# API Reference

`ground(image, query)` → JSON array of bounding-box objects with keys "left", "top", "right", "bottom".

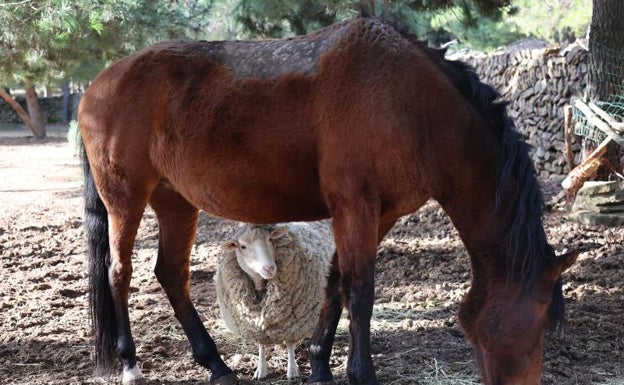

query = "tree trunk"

[
  {"left": 588, "top": 0, "right": 624, "bottom": 178},
  {"left": 0, "top": 88, "right": 39, "bottom": 135},
  {"left": 61, "top": 82, "right": 71, "bottom": 124},
  {"left": 25, "top": 83, "right": 46, "bottom": 139},
  {"left": 588, "top": 0, "right": 624, "bottom": 99}
]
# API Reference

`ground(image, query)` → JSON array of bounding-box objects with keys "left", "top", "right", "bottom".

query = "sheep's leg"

[
  {"left": 150, "top": 185, "right": 235, "bottom": 385},
  {"left": 286, "top": 343, "right": 300, "bottom": 379},
  {"left": 308, "top": 252, "right": 342, "bottom": 384},
  {"left": 252, "top": 344, "right": 268, "bottom": 380}
]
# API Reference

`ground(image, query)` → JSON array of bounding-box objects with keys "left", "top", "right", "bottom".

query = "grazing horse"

[{"left": 79, "top": 17, "right": 577, "bottom": 385}]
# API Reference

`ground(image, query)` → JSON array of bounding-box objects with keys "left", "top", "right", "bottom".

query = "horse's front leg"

[
  {"left": 308, "top": 215, "right": 395, "bottom": 385},
  {"left": 341, "top": 252, "right": 377, "bottom": 385},
  {"left": 333, "top": 200, "right": 381, "bottom": 385},
  {"left": 150, "top": 186, "right": 235, "bottom": 385}
]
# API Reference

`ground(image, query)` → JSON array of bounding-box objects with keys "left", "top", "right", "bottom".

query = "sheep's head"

[{"left": 223, "top": 225, "right": 290, "bottom": 280}]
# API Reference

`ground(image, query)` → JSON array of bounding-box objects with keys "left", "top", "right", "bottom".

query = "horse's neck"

[
  {"left": 438, "top": 176, "right": 514, "bottom": 273},
  {"left": 450, "top": 204, "right": 506, "bottom": 262},
  {"left": 441, "top": 174, "right": 547, "bottom": 283}
]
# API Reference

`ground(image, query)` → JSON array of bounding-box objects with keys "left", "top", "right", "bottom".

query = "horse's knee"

[{"left": 342, "top": 266, "right": 375, "bottom": 313}]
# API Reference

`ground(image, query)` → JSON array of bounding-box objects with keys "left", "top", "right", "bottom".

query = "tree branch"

[
  {"left": 0, "top": 88, "right": 36, "bottom": 135},
  {"left": 0, "top": 0, "right": 30, "bottom": 6}
]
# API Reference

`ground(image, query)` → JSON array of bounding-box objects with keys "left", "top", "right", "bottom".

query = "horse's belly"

[
  {"left": 200, "top": 192, "right": 329, "bottom": 223},
  {"left": 169, "top": 173, "right": 329, "bottom": 223}
]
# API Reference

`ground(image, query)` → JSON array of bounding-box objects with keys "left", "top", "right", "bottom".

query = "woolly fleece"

[{"left": 215, "top": 221, "right": 334, "bottom": 346}]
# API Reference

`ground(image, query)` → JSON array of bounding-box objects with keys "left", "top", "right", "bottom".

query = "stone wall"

[
  {"left": 0, "top": 93, "right": 81, "bottom": 124},
  {"left": 449, "top": 42, "right": 589, "bottom": 177}
]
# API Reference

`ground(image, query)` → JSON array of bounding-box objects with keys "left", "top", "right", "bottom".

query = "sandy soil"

[{"left": 0, "top": 131, "right": 622, "bottom": 385}]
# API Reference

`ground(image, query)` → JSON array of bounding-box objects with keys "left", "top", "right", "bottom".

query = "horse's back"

[
  {"left": 79, "top": 36, "right": 334, "bottom": 220},
  {"left": 78, "top": 17, "right": 472, "bottom": 223}
]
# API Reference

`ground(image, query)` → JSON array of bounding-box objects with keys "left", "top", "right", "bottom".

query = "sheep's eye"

[{"left": 240, "top": 245, "right": 247, "bottom": 250}]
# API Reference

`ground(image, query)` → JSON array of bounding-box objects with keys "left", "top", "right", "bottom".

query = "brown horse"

[{"left": 79, "top": 17, "right": 577, "bottom": 385}]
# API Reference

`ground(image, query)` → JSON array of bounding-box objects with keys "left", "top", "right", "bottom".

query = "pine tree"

[{"left": 0, "top": 0, "right": 213, "bottom": 139}]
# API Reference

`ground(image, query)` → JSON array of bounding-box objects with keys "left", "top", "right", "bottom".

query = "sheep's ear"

[
  {"left": 270, "top": 226, "right": 292, "bottom": 246},
  {"left": 270, "top": 227, "right": 289, "bottom": 239},
  {"left": 222, "top": 241, "right": 238, "bottom": 251}
]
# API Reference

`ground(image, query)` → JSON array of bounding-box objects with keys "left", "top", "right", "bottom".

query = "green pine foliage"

[
  {"left": 0, "top": 0, "right": 592, "bottom": 90},
  {"left": 0, "top": 0, "right": 215, "bottom": 86},
  {"left": 434, "top": 0, "right": 591, "bottom": 52},
  {"left": 224, "top": 0, "right": 590, "bottom": 51}
]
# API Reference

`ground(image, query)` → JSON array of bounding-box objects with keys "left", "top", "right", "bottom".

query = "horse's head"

[{"left": 459, "top": 250, "right": 578, "bottom": 385}]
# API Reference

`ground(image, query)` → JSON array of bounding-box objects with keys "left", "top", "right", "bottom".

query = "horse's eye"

[{"left": 240, "top": 245, "right": 247, "bottom": 250}]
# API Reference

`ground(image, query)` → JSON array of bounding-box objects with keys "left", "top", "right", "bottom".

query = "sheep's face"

[{"left": 223, "top": 226, "right": 290, "bottom": 280}]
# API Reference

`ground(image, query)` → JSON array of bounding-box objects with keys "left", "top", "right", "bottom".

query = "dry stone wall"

[
  {"left": 0, "top": 93, "right": 80, "bottom": 124},
  {"left": 449, "top": 42, "right": 589, "bottom": 177}
]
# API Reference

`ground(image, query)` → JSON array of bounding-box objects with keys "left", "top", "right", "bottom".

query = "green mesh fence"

[{"left": 574, "top": 41, "right": 624, "bottom": 144}]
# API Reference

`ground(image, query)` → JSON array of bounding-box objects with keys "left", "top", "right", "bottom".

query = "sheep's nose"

[{"left": 263, "top": 265, "right": 276, "bottom": 277}]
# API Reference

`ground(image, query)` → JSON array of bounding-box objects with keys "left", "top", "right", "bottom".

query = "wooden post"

[
  {"left": 561, "top": 137, "right": 610, "bottom": 194},
  {"left": 574, "top": 99, "right": 624, "bottom": 146},
  {"left": 564, "top": 105, "right": 575, "bottom": 172},
  {"left": 588, "top": 102, "right": 624, "bottom": 134}
]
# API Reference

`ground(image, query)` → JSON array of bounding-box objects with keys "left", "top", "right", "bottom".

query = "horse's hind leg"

[
  {"left": 149, "top": 184, "right": 235, "bottom": 384},
  {"left": 83, "top": 141, "right": 159, "bottom": 384},
  {"left": 107, "top": 203, "right": 152, "bottom": 385},
  {"left": 308, "top": 252, "right": 343, "bottom": 384}
]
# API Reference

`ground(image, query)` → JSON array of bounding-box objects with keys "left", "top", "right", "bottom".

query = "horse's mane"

[
  {"left": 439, "top": 56, "right": 570, "bottom": 330},
  {"left": 377, "top": 18, "right": 566, "bottom": 329},
  {"left": 380, "top": 18, "right": 555, "bottom": 289},
  {"left": 445, "top": 63, "right": 554, "bottom": 287}
]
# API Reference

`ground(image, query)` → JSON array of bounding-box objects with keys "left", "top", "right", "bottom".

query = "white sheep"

[{"left": 214, "top": 221, "right": 334, "bottom": 381}]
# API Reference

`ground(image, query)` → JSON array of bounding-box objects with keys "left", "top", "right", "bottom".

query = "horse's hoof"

[
  {"left": 122, "top": 366, "right": 147, "bottom": 385},
  {"left": 210, "top": 372, "right": 239, "bottom": 385},
  {"left": 123, "top": 378, "right": 147, "bottom": 385}
]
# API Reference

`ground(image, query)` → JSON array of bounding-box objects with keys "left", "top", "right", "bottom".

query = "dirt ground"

[{"left": 0, "top": 130, "right": 623, "bottom": 385}]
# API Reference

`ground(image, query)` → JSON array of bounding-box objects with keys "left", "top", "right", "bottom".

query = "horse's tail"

[{"left": 82, "top": 142, "right": 117, "bottom": 375}]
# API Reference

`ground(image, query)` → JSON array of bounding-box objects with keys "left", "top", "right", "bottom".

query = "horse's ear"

[
  {"left": 222, "top": 241, "right": 238, "bottom": 251},
  {"left": 546, "top": 250, "right": 579, "bottom": 281}
]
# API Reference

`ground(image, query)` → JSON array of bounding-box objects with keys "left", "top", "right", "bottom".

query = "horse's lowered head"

[{"left": 459, "top": 250, "right": 578, "bottom": 385}]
